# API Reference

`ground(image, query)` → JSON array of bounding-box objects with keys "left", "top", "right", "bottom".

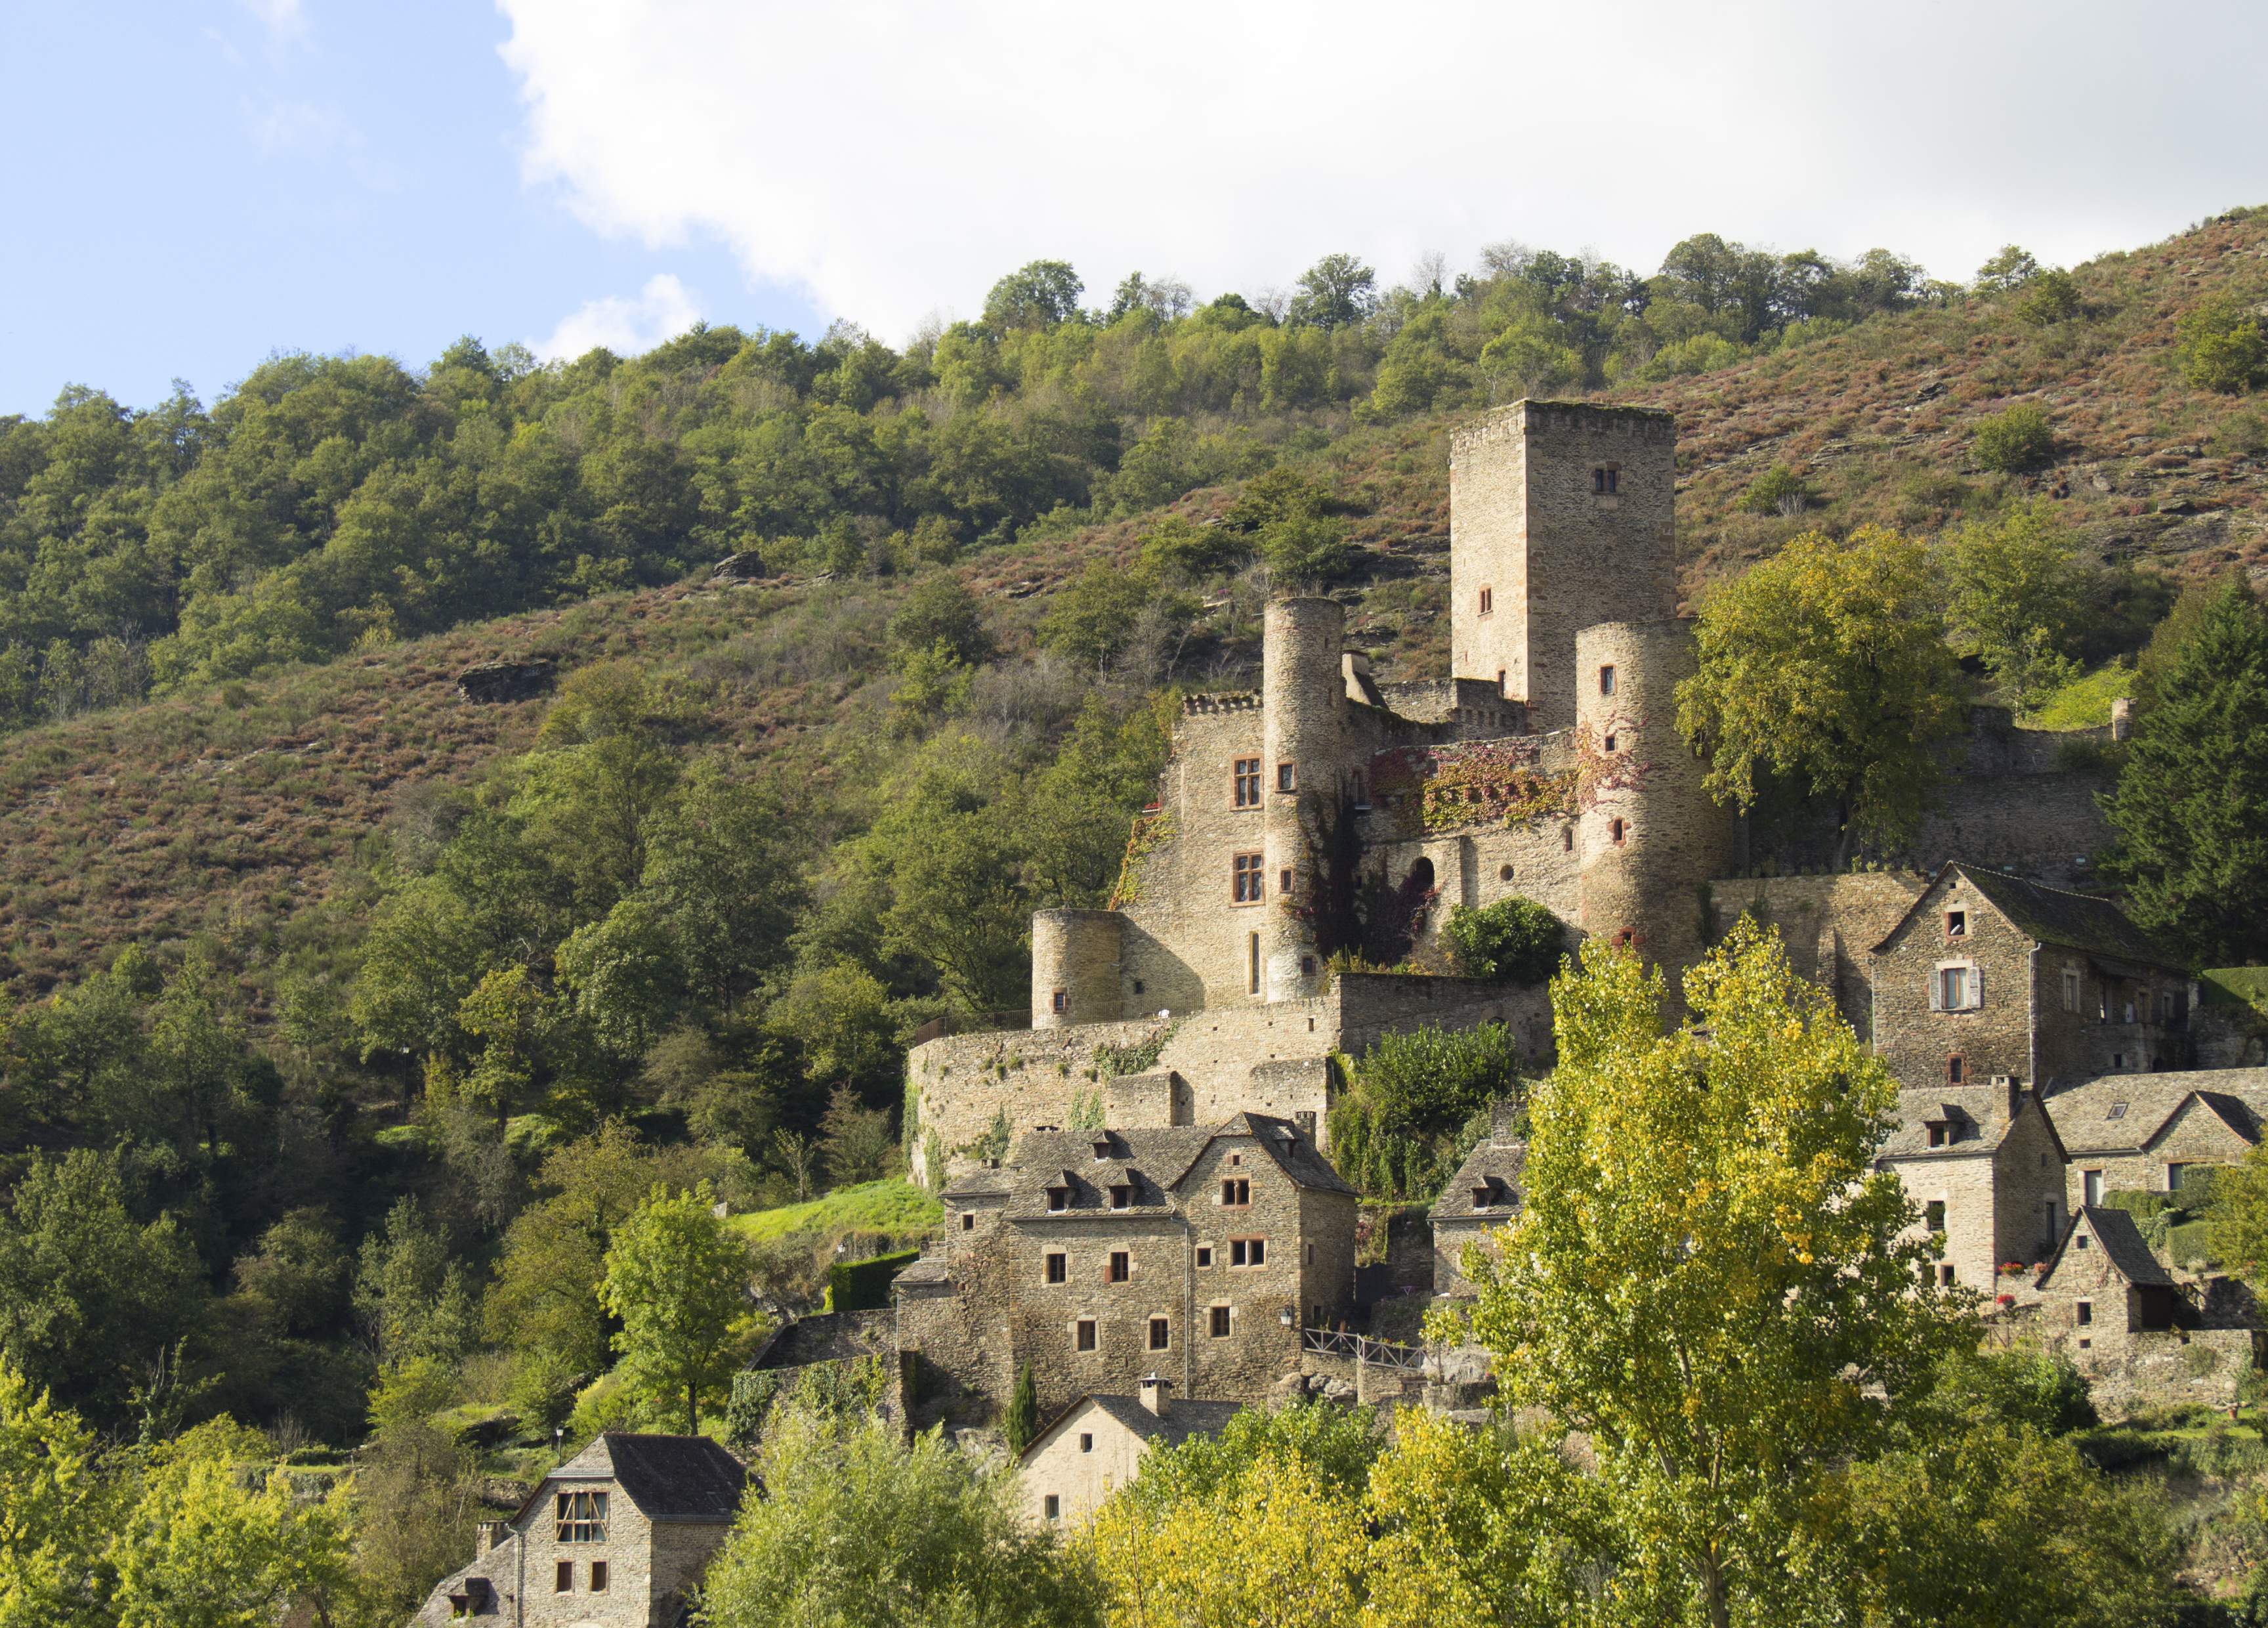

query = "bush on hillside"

[
  {"left": 2016, "top": 269, "right": 2082, "bottom": 327},
  {"left": 2177, "top": 296, "right": 2268, "bottom": 394},
  {"left": 1356, "top": 1023, "right": 1519, "bottom": 1136},
  {"left": 1734, "top": 463, "right": 1811, "bottom": 515},
  {"left": 1973, "top": 404, "right": 2056, "bottom": 471}
]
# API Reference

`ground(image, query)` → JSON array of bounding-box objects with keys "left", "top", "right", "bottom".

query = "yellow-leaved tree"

[{"left": 1456, "top": 921, "right": 1972, "bottom": 1627}]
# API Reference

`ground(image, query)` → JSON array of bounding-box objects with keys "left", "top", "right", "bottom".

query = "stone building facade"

[
  {"left": 897, "top": 1113, "right": 1357, "bottom": 1421},
  {"left": 413, "top": 1433, "right": 746, "bottom": 1627},
  {"left": 1431, "top": 1115, "right": 1528, "bottom": 1296},
  {"left": 1874, "top": 1084, "right": 2071, "bottom": 1291},
  {"left": 1018, "top": 1380, "right": 1243, "bottom": 1527},
  {"left": 2048, "top": 1069, "right": 2268, "bottom": 1207}
]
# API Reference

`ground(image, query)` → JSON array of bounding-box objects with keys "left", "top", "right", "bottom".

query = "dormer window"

[
  {"left": 1091, "top": 1138, "right": 1113, "bottom": 1161},
  {"left": 1925, "top": 1121, "right": 1952, "bottom": 1148},
  {"left": 1046, "top": 1186, "right": 1069, "bottom": 1212},
  {"left": 1109, "top": 1185, "right": 1131, "bottom": 1210}
]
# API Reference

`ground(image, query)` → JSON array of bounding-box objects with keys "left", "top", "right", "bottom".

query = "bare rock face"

[
  {"left": 455, "top": 658, "right": 555, "bottom": 703},
  {"left": 710, "top": 553, "right": 772, "bottom": 584}
]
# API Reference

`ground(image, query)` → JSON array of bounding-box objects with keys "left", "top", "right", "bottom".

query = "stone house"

[
  {"left": 897, "top": 1113, "right": 1358, "bottom": 1419},
  {"left": 2046, "top": 1068, "right": 2268, "bottom": 1209},
  {"left": 1870, "top": 863, "right": 2190, "bottom": 1099},
  {"left": 413, "top": 1432, "right": 746, "bottom": 1627},
  {"left": 1019, "top": 1377, "right": 1242, "bottom": 1527},
  {"left": 1874, "top": 1084, "right": 2070, "bottom": 1292},
  {"left": 1431, "top": 1127, "right": 1527, "bottom": 1296},
  {"left": 2030, "top": 1205, "right": 2179, "bottom": 1356}
]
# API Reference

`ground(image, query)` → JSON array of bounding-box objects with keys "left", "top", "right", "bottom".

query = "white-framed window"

[
  {"left": 1931, "top": 961, "right": 1981, "bottom": 1012},
  {"left": 2083, "top": 1169, "right": 2104, "bottom": 1206}
]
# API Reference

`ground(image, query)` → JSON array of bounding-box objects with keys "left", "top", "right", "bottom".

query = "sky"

[{"left": 4, "top": 0, "right": 2266, "bottom": 419}]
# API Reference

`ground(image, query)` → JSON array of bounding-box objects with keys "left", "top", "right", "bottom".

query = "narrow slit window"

[
  {"left": 1478, "top": 586, "right": 1494, "bottom": 615},
  {"left": 1609, "top": 817, "right": 1626, "bottom": 845},
  {"left": 1279, "top": 868, "right": 1293, "bottom": 894},
  {"left": 1248, "top": 932, "right": 1261, "bottom": 995},
  {"left": 1599, "top": 664, "right": 1616, "bottom": 696}
]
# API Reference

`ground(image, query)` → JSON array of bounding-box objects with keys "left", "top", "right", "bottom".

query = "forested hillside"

[{"left": 1, "top": 205, "right": 2266, "bottom": 1621}]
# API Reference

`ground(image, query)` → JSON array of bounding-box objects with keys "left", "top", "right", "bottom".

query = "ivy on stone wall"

[
  {"left": 1367, "top": 741, "right": 1578, "bottom": 836},
  {"left": 1106, "top": 809, "right": 1179, "bottom": 909},
  {"left": 1093, "top": 1022, "right": 1178, "bottom": 1078}
]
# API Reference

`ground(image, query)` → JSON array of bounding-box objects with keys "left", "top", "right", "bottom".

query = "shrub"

[
  {"left": 2177, "top": 296, "right": 2268, "bottom": 394},
  {"left": 1440, "top": 897, "right": 1567, "bottom": 985},
  {"left": 1734, "top": 463, "right": 1811, "bottom": 515},
  {"left": 826, "top": 1249, "right": 919, "bottom": 1314},
  {"left": 2016, "top": 269, "right": 2082, "bottom": 327},
  {"left": 1356, "top": 1022, "right": 1520, "bottom": 1136},
  {"left": 1973, "top": 404, "right": 2056, "bottom": 471}
]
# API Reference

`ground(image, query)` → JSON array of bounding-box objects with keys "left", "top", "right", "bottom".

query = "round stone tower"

[
  {"left": 1259, "top": 597, "right": 1347, "bottom": 1002},
  {"left": 1031, "top": 909, "right": 1124, "bottom": 1028},
  {"left": 1575, "top": 620, "right": 1734, "bottom": 1008}
]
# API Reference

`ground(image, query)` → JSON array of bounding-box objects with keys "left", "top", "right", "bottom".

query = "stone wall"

[
  {"left": 1916, "top": 772, "right": 2117, "bottom": 891},
  {"left": 2038, "top": 1326, "right": 2257, "bottom": 1417},
  {"left": 912, "top": 975, "right": 1556, "bottom": 1186},
  {"left": 1712, "top": 872, "right": 1927, "bottom": 1037}
]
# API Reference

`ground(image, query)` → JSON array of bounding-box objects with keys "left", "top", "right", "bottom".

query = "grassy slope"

[
  {"left": 723, "top": 1178, "right": 942, "bottom": 1245},
  {"left": 1, "top": 211, "right": 2264, "bottom": 998}
]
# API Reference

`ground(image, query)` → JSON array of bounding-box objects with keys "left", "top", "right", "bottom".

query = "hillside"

[{"left": 1, "top": 210, "right": 2262, "bottom": 1004}]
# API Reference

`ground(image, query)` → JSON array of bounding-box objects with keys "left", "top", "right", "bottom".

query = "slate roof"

[
  {"left": 1431, "top": 1139, "right": 1529, "bottom": 1225},
  {"left": 2038, "top": 1206, "right": 2175, "bottom": 1289},
  {"left": 531, "top": 1433, "right": 747, "bottom": 1524},
  {"left": 1878, "top": 862, "right": 2180, "bottom": 968},
  {"left": 2046, "top": 1069, "right": 2268, "bottom": 1155},
  {"left": 997, "top": 1115, "right": 1355, "bottom": 1221},
  {"left": 1876, "top": 1085, "right": 2022, "bottom": 1159},
  {"left": 1024, "top": 1393, "right": 1246, "bottom": 1460}
]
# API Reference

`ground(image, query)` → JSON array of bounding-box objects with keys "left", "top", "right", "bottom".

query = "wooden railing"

[{"left": 1299, "top": 1328, "right": 1424, "bottom": 1371}]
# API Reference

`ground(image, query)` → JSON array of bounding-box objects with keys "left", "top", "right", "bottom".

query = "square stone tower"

[{"left": 1449, "top": 400, "right": 1677, "bottom": 733}]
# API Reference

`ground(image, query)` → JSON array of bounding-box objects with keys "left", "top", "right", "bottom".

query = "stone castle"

[{"left": 887, "top": 398, "right": 2265, "bottom": 1433}]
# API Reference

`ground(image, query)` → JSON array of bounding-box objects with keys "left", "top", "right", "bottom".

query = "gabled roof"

[
  {"left": 1431, "top": 1139, "right": 1528, "bottom": 1224},
  {"left": 2037, "top": 1206, "right": 2175, "bottom": 1290},
  {"left": 1022, "top": 1392, "right": 1246, "bottom": 1461},
  {"left": 520, "top": 1433, "right": 746, "bottom": 1526},
  {"left": 2046, "top": 1068, "right": 2268, "bottom": 1155},
  {"left": 1877, "top": 1086, "right": 2017, "bottom": 1159},
  {"left": 1871, "top": 862, "right": 2181, "bottom": 969},
  {"left": 998, "top": 1115, "right": 1356, "bottom": 1220}
]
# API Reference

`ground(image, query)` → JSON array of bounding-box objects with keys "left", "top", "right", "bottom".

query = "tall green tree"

[
  {"left": 0, "top": 1361, "right": 112, "bottom": 1627},
  {"left": 1454, "top": 923, "right": 1972, "bottom": 1628},
  {"left": 0, "top": 1149, "right": 206, "bottom": 1426},
  {"left": 598, "top": 1182, "right": 754, "bottom": 1434},
  {"left": 2104, "top": 576, "right": 2268, "bottom": 966},
  {"left": 1942, "top": 500, "right": 2085, "bottom": 710},
  {"left": 1677, "top": 525, "right": 1968, "bottom": 867}
]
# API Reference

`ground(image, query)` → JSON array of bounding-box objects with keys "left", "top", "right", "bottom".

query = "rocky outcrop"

[{"left": 455, "top": 658, "right": 555, "bottom": 703}]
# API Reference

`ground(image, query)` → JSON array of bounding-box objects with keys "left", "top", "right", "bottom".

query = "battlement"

[{"left": 1183, "top": 691, "right": 1261, "bottom": 716}]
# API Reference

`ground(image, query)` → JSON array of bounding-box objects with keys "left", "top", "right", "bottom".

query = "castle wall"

[
  {"left": 1450, "top": 401, "right": 1677, "bottom": 731},
  {"left": 1712, "top": 872, "right": 1928, "bottom": 1037},
  {"left": 1032, "top": 909, "right": 1123, "bottom": 1029},
  {"left": 1916, "top": 771, "right": 2116, "bottom": 893},
  {"left": 1573, "top": 621, "right": 1734, "bottom": 1005}
]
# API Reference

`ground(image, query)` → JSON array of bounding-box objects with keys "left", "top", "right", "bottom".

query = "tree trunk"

[{"left": 687, "top": 1385, "right": 697, "bottom": 1436}]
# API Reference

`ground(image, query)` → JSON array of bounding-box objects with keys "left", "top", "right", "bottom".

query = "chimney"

[
  {"left": 1139, "top": 1373, "right": 1173, "bottom": 1417},
  {"left": 475, "top": 1520, "right": 507, "bottom": 1556}
]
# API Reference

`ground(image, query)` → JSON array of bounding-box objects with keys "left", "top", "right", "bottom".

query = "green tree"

[
  {"left": 1356, "top": 1023, "right": 1519, "bottom": 1137},
  {"left": 2015, "top": 268, "right": 2082, "bottom": 327},
  {"left": 1036, "top": 561, "right": 1154, "bottom": 671},
  {"left": 1944, "top": 500, "right": 2086, "bottom": 709},
  {"left": 1003, "top": 1361, "right": 1040, "bottom": 1456},
  {"left": 1454, "top": 924, "right": 1972, "bottom": 1628},
  {"left": 352, "top": 1197, "right": 476, "bottom": 1367},
  {"left": 2177, "top": 295, "right": 2268, "bottom": 394},
  {"left": 816, "top": 1084, "right": 894, "bottom": 1189},
  {"left": 701, "top": 1402, "right": 1101, "bottom": 1628},
  {"left": 598, "top": 1182, "right": 753, "bottom": 1434},
  {"left": 886, "top": 572, "right": 994, "bottom": 668},
  {"left": 1973, "top": 245, "right": 2042, "bottom": 293},
  {"left": 984, "top": 261, "right": 1084, "bottom": 330},
  {"left": 1287, "top": 253, "right": 1378, "bottom": 332},
  {"left": 868, "top": 769, "right": 1029, "bottom": 1011},
  {"left": 0, "top": 1149, "right": 206, "bottom": 1426},
  {"left": 2103, "top": 576, "right": 2268, "bottom": 965},
  {"left": 1677, "top": 525, "right": 1968, "bottom": 867},
  {"left": 0, "top": 1361, "right": 112, "bottom": 1627},
  {"left": 1973, "top": 403, "right": 2056, "bottom": 472},
  {"left": 770, "top": 963, "right": 900, "bottom": 1094},
  {"left": 1439, "top": 897, "right": 1566, "bottom": 985},
  {"left": 455, "top": 964, "right": 554, "bottom": 1128},
  {"left": 640, "top": 765, "right": 804, "bottom": 1018},
  {"left": 107, "top": 1419, "right": 358, "bottom": 1628}
]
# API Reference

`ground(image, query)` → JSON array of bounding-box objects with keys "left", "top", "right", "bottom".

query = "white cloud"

[
  {"left": 238, "top": 0, "right": 307, "bottom": 43},
  {"left": 534, "top": 273, "right": 704, "bottom": 361},
  {"left": 497, "top": 0, "right": 2268, "bottom": 341}
]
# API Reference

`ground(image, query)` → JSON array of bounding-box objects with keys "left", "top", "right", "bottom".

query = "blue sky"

[
  {"left": 0, "top": 1, "right": 823, "bottom": 417},
  {"left": 5, "top": 0, "right": 2266, "bottom": 421}
]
